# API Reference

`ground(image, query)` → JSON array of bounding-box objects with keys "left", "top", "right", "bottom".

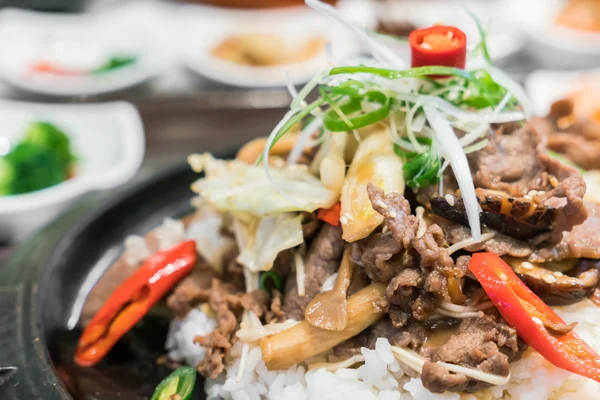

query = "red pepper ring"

[
  {"left": 469, "top": 253, "right": 600, "bottom": 383},
  {"left": 409, "top": 25, "right": 467, "bottom": 70},
  {"left": 74, "top": 240, "right": 197, "bottom": 367}
]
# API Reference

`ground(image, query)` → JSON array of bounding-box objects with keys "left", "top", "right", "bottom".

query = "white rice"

[
  {"left": 168, "top": 300, "right": 600, "bottom": 400},
  {"left": 166, "top": 309, "right": 217, "bottom": 368}
]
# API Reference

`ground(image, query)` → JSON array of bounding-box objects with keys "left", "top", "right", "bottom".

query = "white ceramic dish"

[
  {"left": 525, "top": 69, "right": 600, "bottom": 116},
  {"left": 179, "top": 5, "right": 355, "bottom": 88},
  {"left": 368, "top": 0, "right": 524, "bottom": 63},
  {"left": 504, "top": 0, "right": 600, "bottom": 68},
  {"left": 0, "top": 101, "right": 145, "bottom": 241},
  {"left": 0, "top": 4, "right": 172, "bottom": 96}
]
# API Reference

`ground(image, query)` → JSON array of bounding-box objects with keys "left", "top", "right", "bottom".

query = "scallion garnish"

[
  {"left": 259, "top": 271, "right": 283, "bottom": 295},
  {"left": 322, "top": 91, "right": 391, "bottom": 132}
]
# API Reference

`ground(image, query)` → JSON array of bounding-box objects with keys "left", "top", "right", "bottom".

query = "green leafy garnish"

[
  {"left": 92, "top": 55, "right": 137, "bottom": 74},
  {"left": 394, "top": 138, "right": 441, "bottom": 189},
  {"left": 466, "top": 9, "right": 492, "bottom": 64},
  {"left": 151, "top": 367, "right": 196, "bottom": 400},
  {"left": 259, "top": 271, "right": 283, "bottom": 295}
]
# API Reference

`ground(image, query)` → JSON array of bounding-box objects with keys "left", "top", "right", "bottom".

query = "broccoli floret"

[
  {"left": 24, "top": 121, "right": 76, "bottom": 173},
  {"left": 0, "top": 157, "right": 14, "bottom": 196},
  {"left": 2, "top": 142, "right": 66, "bottom": 195}
]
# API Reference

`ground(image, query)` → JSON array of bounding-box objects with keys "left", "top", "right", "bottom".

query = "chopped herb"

[
  {"left": 92, "top": 55, "right": 137, "bottom": 74},
  {"left": 259, "top": 271, "right": 283, "bottom": 295}
]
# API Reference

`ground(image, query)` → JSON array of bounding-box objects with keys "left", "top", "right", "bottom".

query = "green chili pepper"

[
  {"left": 259, "top": 271, "right": 283, "bottom": 295},
  {"left": 151, "top": 367, "right": 196, "bottom": 400},
  {"left": 322, "top": 91, "right": 391, "bottom": 132}
]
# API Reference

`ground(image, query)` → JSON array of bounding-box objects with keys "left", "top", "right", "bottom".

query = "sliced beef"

[
  {"left": 532, "top": 203, "right": 600, "bottom": 262},
  {"left": 367, "top": 183, "right": 420, "bottom": 249},
  {"left": 469, "top": 122, "right": 587, "bottom": 243},
  {"left": 444, "top": 224, "right": 533, "bottom": 258},
  {"left": 167, "top": 265, "right": 216, "bottom": 317},
  {"left": 422, "top": 316, "right": 527, "bottom": 393},
  {"left": 534, "top": 98, "right": 600, "bottom": 170},
  {"left": 352, "top": 232, "right": 405, "bottom": 283},
  {"left": 352, "top": 184, "right": 419, "bottom": 283},
  {"left": 283, "top": 224, "right": 345, "bottom": 320},
  {"left": 192, "top": 279, "right": 270, "bottom": 379}
]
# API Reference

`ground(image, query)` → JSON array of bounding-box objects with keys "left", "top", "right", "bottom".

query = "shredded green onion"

[
  {"left": 466, "top": 9, "right": 492, "bottom": 65},
  {"left": 259, "top": 271, "right": 283, "bottom": 295},
  {"left": 322, "top": 91, "right": 391, "bottom": 132}
]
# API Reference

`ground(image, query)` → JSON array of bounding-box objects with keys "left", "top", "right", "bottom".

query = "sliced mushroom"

[
  {"left": 507, "top": 258, "right": 600, "bottom": 306},
  {"left": 430, "top": 188, "right": 557, "bottom": 240},
  {"left": 305, "top": 248, "right": 354, "bottom": 331}
]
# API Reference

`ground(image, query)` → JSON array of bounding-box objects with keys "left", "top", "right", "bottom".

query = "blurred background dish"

[
  {"left": 525, "top": 69, "right": 600, "bottom": 116},
  {"left": 506, "top": 0, "right": 600, "bottom": 68},
  {"left": 187, "top": 0, "right": 337, "bottom": 8},
  {"left": 179, "top": 5, "right": 355, "bottom": 88},
  {"left": 0, "top": 100, "right": 144, "bottom": 242},
  {"left": 0, "top": 6, "right": 171, "bottom": 96}
]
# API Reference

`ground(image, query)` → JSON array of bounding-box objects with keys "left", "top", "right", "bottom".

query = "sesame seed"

[
  {"left": 521, "top": 262, "right": 534, "bottom": 270},
  {"left": 543, "top": 275, "right": 557, "bottom": 284},
  {"left": 340, "top": 216, "right": 349, "bottom": 225},
  {"left": 523, "top": 195, "right": 532, "bottom": 201},
  {"left": 532, "top": 317, "right": 543, "bottom": 325},
  {"left": 377, "top": 200, "right": 388, "bottom": 209},
  {"left": 528, "top": 190, "right": 538, "bottom": 197},
  {"left": 499, "top": 272, "right": 507, "bottom": 281},
  {"left": 389, "top": 211, "right": 397, "bottom": 218},
  {"left": 553, "top": 271, "right": 563, "bottom": 277},
  {"left": 445, "top": 194, "right": 455, "bottom": 206},
  {"left": 550, "top": 177, "right": 559, "bottom": 188}
]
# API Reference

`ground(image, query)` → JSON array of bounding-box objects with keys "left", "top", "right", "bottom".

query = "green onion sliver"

[
  {"left": 152, "top": 367, "right": 196, "bottom": 400},
  {"left": 323, "top": 91, "right": 391, "bottom": 132},
  {"left": 329, "top": 66, "right": 487, "bottom": 93},
  {"left": 259, "top": 271, "right": 283, "bottom": 295}
]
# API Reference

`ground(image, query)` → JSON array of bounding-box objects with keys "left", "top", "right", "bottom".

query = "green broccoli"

[
  {"left": 24, "top": 121, "right": 76, "bottom": 173},
  {"left": 2, "top": 142, "right": 66, "bottom": 195},
  {"left": 0, "top": 121, "right": 76, "bottom": 196}
]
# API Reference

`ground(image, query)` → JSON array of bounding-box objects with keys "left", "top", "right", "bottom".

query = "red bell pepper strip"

[
  {"left": 409, "top": 25, "right": 467, "bottom": 69},
  {"left": 317, "top": 202, "right": 341, "bottom": 226},
  {"left": 74, "top": 240, "right": 197, "bottom": 367},
  {"left": 469, "top": 252, "right": 600, "bottom": 382},
  {"left": 30, "top": 61, "right": 87, "bottom": 76}
]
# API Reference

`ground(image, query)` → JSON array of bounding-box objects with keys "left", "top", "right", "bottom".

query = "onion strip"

[{"left": 424, "top": 105, "right": 482, "bottom": 240}]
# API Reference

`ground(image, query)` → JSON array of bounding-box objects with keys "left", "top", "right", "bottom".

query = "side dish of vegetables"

[{"left": 0, "top": 121, "right": 77, "bottom": 196}]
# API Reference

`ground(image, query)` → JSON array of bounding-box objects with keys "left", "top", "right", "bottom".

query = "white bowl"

[
  {"left": 504, "top": 0, "right": 600, "bottom": 68},
  {"left": 178, "top": 5, "right": 355, "bottom": 88},
  {"left": 0, "top": 100, "right": 145, "bottom": 241},
  {"left": 525, "top": 69, "right": 600, "bottom": 116},
  {"left": 0, "top": 4, "right": 173, "bottom": 96}
]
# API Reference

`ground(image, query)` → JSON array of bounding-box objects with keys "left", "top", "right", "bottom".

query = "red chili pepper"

[
  {"left": 30, "top": 61, "right": 87, "bottom": 76},
  {"left": 74, "top": 240, "right": 197, "bottom": 367},
  {"left": 409, "top": 25, "right": 467, "bottom": 70},
  {"left": 317, "top": 202, "right": 341, "bottom": 226},
  {"left": 469, "top": 252, "right": 600, "bottom": 382}
]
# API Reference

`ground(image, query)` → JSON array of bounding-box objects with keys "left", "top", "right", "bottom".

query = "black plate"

[{"left": 0, "top": 157, "right": 233, "bottom": 399}]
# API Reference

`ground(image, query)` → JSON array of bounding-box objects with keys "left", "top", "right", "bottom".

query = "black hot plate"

[{"left": 0, "top": 158, "right": 232, "bottom": 399}]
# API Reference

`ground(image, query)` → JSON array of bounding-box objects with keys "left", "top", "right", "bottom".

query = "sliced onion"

[
  {"left": 424, "top": 105, "right": 481, "bottom": 240},
  {"left": 484, "top": 65, "right": 532, "bottom": 119},
  {"left": 287, "top": 116, "right": 322, "bottom": 165}
]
